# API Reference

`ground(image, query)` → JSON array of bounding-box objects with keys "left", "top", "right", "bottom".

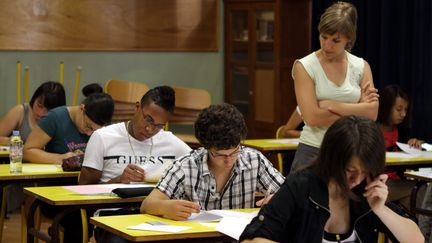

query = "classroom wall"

[{"left": 0, "top": 7, "right": 224, "bottom": 117}]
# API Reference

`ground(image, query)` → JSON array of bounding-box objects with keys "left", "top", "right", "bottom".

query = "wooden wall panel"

[{"left": 0, "top": 0, "right": 218, "bottom": 51}]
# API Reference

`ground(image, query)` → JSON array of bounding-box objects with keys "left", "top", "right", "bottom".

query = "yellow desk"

[
  {"left": 0, "top": 164, "right": 79, "bottom": 241},
  {"left": 24, "top": 185, "right": 148, "bottom": 243},
  {"left": 90, "top": 208, "right": 258, "bottom": 242},
  {"left": 242, "top": 138, "right": 299, "bottom": 152},
  {"left": 91, "top": 214, "right": 226, "bottom": 242},
  {"left": 404, "top": 171, "right": 432, "bottom": 217},
  {"left": 385, "top": 152, "right": 432, "bottom": 170},
  {"left": 0, "top": 150, "right": 9, "bottom": 158}
]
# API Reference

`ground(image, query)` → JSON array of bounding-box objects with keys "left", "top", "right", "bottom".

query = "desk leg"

[
  {"left": 409, "top": 180, "right": 432, "bottom": 217},
  {"left": 50, "top": 206, "right": 81, "bottom": 243},
  {"left": 27, "top": 199, "right": 50, "bottom": 243},
  {"left": 0, "top": 185, "right": 6, "bottom": 241}
]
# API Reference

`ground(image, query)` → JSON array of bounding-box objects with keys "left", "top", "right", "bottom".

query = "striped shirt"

[{"left": 156, "top": 147, "right": 285, "bottom": 210}]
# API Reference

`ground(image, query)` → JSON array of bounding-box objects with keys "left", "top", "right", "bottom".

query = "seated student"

[
  {"left": 0, "top": 81, "right": 66, "bottom": 145},
  {"left": 377, "top": 84, "right": 423, "bottom": 151},
  {"left": 80, "top": 85, "right": 192, "bottom": 243},
  {"left": 79, "top": 85, "right": 191, "bottom": 184},
  {"left": 280, "top": 106, "right": 303, "bottom": 139},
  {"left": 22, "top": 83, "right": 114, "bottom": 243},
  {"left": 240, "top": 116, "right": 424, "bottom": 243},
  {"left": 0, "top": 81, "right": 65, "bottom": 212},
  {"left": 141, "top": 103, "right": 285, "bottom": 220},
  {"left": 23, "top": 83, "right": 114, "bottom": 164}
]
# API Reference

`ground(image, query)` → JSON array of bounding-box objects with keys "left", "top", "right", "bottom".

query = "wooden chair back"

[
  {"left": 169, "top": 86, "right": 211, "bottom": 147},
  {"left": 171, "top": 86, "right": 211, "bottom": 125},
  {"left": 104, "top": 80, "right": 149, "bottom": 123}
]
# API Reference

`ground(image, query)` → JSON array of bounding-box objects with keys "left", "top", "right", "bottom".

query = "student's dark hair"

[
  {"left": 82, "top": 84, "right": 114, "bottom": 126},
  {"left": 82, "top": 83, "right": 103, "bottom": 97},
  {"left": 315, "top": 115, "right": 385, "bottom": 199},
  {"left": 195, "top": 103, "right": 247, "bottom": 149},
  {"left": 376, "top": 84, "right": 410, "bottom": 127},
  {"left": 140, "top": 86, "right": 175, "bottom": 113},
  {"left": 29, "top": 81, "right": 66, "bottom": 110}
]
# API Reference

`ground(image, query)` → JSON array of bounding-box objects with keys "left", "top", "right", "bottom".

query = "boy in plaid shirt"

[{"left": 141, "top": 103, "right": 285, "bottom": 220}]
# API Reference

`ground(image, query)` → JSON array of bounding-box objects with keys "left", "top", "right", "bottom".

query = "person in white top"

[
  {"left": 290, "top": 2, "right": 379, "bottom": 172},
  {"left": 79, "top": 85, "right": 192, "bottom": 243},
  {"left": 79, "top": 85, "right": 191, "bottom": 184}
]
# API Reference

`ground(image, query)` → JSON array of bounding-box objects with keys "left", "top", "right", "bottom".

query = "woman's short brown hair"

[{"left": 318, "top": 1, "right": 358, "bottom": 51}]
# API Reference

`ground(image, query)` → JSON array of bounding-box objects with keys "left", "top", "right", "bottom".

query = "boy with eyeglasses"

[
  {"left": 79, "top": 85, "right": 192, "bottom": 243},
  {"left": 140, "top": 103, "right": 285, "bottom": 221},
  {"left": 80, "top": 85, "right": 191, "bottom": 184}
]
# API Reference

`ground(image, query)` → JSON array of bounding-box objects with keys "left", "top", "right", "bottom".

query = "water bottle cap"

[{"left": 12, "top": 130, "right": 20, "bottom": 136}]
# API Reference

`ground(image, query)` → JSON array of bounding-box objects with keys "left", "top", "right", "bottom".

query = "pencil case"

[{"left": 111, "top": 187, "right": 154, "bottom": 198}]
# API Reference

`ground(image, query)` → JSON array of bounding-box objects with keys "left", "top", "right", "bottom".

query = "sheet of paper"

[
  {"left": 208, "top": 210, "right": 258, "bottom": 219},
  {"left": 422, "top": 143, "right": 432, "bottom": 152},
  {"left": 22, "top": 164, "right": 61, "bottom": 173},
  {"left": 63, "top": 183, "right": 155, "bottom": 195},
  {"left": 187, "top": 211, "right": 223, "bottom": 222},
  {"left": 126, "top": 223, "right": 190, "bottom": 233},
  {"left": 397, "top": 142, "right": 432, "bottom": 157},
  {"left": 386, "top": 152, "right": 419, "bottom": 159},
  {"left": 216, "top": 216, "right": 254, "bottom": 240},
  {"left": 0, "top": 146, "right": 9, "bottom": 151},
  {"left": 140, "top": 159, "right": 173, "bottom": 183},
  {"left": 266, "top": 138, "right": 299, "bottom": 144}
]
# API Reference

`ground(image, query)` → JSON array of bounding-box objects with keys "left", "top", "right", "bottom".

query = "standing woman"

[
  {"left": 290, "top": 1, "right": 379, "bottom": 172},
  {"left": 24, "top": 83, "right": 114, "bottom": 164},
  {"left": 0, "top": 81, "right": 66, "bottom": 145}
]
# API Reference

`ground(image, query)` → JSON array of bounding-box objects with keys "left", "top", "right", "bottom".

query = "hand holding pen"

[
  {"left": 256, "top": 187, "right": 274, "bottom": 207},
  {"left": 120, "top": 164, "right": 145, "bottom": 183}
]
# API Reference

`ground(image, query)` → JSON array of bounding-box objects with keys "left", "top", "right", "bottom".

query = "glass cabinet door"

[
  {"left": 231, "top": 65, "right": 250, "bottom": 117},
  {"left": 256, "top": 10, "right": 274, "bottom": 63},
  {"left": 231, "top": 11, "right": 249, "bottom": 62}
]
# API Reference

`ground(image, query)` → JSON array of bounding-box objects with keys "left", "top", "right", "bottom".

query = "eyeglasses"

[
  {"left": 82, "top": 112, "right": 98, "bottom": 134},
  {"left": 209, "top": 146, "right": 242, "bottom": 159},
  {"left": 140, "top": 108, "right": 166, "bottom": 132}
]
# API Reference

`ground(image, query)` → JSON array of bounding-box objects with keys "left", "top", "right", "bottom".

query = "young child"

[{"left": 377, "top": 84, "right": 423, "bottom": 151}]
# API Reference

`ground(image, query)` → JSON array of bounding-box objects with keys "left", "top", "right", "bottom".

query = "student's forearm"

[
  {"left": 376, "top": 206, "right": 424, "bottom": 243},
  {"left": 24, "top": 149, "right": 63, "bottom": 164},
  {"left": 140, "top": 198, "right": 166, "bottom": 216}
]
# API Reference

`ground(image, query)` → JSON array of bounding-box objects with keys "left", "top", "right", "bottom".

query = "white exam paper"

[
  {"left": 187, "top": 211, "right": 223, "bottom": 222},
  {"left": 397, "top": 142, "right": 432, "bottom": 157},
  {"left": 216, "top": 216, "right": 254, "bottom": 240},
  {"left": 267, "top": 138, "right": 299, "bottom": 144},
  {"left": 126, "top": 223, "right": 190, "bottom": 233}
]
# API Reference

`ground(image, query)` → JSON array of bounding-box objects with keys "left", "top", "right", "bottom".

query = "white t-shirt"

[
  {"left": 82, "top": 122, "right": 192, "bottom": 183},
  {"left": 293, "top": 51, "right": 364, "bottom": 148}
]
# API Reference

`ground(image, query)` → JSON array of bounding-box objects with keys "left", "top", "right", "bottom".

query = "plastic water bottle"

[{"left": 9, "top": 130, "right": 23, "bottom": 174}]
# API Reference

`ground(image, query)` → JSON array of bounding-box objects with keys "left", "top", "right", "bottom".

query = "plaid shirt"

[{"left": 156, "top": 147, "right": 285, "bottom": 210}]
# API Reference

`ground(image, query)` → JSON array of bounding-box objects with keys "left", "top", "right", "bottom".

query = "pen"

[{"left": 265, "top": 187, "right": 272, "bottom": 198}]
